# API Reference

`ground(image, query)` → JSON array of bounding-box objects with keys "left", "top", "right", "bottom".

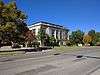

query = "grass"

[
  {"left": 0, "top": 46, "right": 81, "bottom": 56},
  {"left": 0, "top": 51, "right": 25, "bottom": 56},
  {"left": 53, "top": 46, "right": 100, "bottom": 54},
  {"left": 0, "top": 46, "right": 98, "bottom": 56},
  {"left": 53, "top": 46, "right": 83, "bottom": 53}
]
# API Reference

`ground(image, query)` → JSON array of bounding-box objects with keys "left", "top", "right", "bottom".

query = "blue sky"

[{"left": 4, "top": 0, "right": 100, "bottom": 32}]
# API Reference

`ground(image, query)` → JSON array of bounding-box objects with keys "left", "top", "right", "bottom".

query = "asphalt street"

[{"left": 0, "top": 47, "right": 100, "bottom": 75}]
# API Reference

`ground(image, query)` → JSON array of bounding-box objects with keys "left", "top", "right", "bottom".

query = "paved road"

[{"left": 0, "top": 47, "right": 100, "bottom": 75}]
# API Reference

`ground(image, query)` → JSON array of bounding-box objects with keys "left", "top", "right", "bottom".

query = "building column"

[
  {"left": 46, "top": 27, "right": 52, "bottom": 36},
  {"left": 58, "top": 30, "right": 60, "bottom": 40},
  {"left": 54, "top": 30, "right": 56, "bottom": 39}
]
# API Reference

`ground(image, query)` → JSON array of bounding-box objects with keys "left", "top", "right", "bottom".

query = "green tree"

[
  {"left": 88, "top": 29, "right": 96, "bottom": 46},
  {"left": 44, "top": 34, "right": 50, "bottom": 46},
  {"left": 49, "top": 36, "right": 56, "bottom": 47},
  {"left": 69, "top": 30, "right": 84, "bottom": 45},
  {"left": 37, "top": 29, "right": 46, "bottom": 46},
  {"left": 95, "top": 32, "right": 100, "bottom": 42},
  {"left": 95, "top": 32, "right": 100, "bottom": 46},
  {"left": 37, "top": 29, "right": 57, "bottom": 47},
  {"left": 0, "top": 0, "right": 28, "bottom": 45}
]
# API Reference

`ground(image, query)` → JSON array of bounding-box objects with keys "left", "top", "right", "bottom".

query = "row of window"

[{"left": 32, "top": 28, "right": 67, "bottom": 39}]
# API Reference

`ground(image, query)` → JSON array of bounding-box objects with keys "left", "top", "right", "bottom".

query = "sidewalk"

[
  {"left": 0, "top": 46, "right": 35, "bottom": 52},
  {"left": 0, "top": 49, "right": 53, "bottom": 63},
  {"left": 0, "top": 46, "right": 52, "bottom": 52}
]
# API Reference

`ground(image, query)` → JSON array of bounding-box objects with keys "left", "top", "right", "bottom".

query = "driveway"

[{"left": 0, "top": 47, "right": 100, "bottom": 75}]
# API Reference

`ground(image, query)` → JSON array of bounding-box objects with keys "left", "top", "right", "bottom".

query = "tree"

[
  {"left": 25, "top": 30, "right": 36, "bottom": 47},
  {"left": 44, "top": 34, "right": 50, "bottom": 46},
  {"left": 0, "top": 0, "right": 28, "bottom": 45},
  {"left": 25, "top": 30, "right": 36, "bottom": 43},
  {"left": 69, "top": 30, "right": 84, "bottom": 45},
  {"left": 83, "top": 34, "right": 92, "bottom": 45},
  {"left": 37, "top": 29, "right": 46, "bottom": 46},
  {"left": 95, "top": 32, "right": 100, "bottom": 46},
  {"left": 88, "top": 29, "right": 96, "bottom": 45},
  {"left": 49, "top": 36, "right": 56, "bottom": 47},
  {"left": 95, "top": 32, "right": 100, "bottom": 42}
]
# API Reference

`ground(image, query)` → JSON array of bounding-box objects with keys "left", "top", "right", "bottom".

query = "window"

[
  {"left": 60, "top": 31, "right": 62, "bottom": 39},
  {"left": 56, "top": 30, "right": 58, "bottom": 39},
  {"left": 51, "top": 29, "right": 55, "bottom": 37},
  {"left": 32, "top": 29, "right": 36, "bottom": 34}
]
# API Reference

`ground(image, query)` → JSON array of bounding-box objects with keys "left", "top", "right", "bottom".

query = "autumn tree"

[
  {"left": 25, "top": 30, "right": 35, "bottom": 43},
  {"left": 83, "top": 34, "right": 92, "bottom": 45}
]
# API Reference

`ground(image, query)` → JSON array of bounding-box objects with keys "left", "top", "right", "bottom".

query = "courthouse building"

[{"left": 28, "top": 21, "right": 69, "bottom": 45}]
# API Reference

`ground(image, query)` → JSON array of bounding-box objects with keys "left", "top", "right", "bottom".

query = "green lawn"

[
  {"left": 53, "top": 46, "right": 83, "bottom": 53},
  {"left": 0, "top": 46, "right": 81, "bottom": 56},
  {"left": 52, "top": 46, "right": 100, "bottom": 54},
  {"left": 0, "top": 46, "right": 98, "bottom": 56},
  {"left": 0, "top": 51, "right": 25, "bottom": 56}
]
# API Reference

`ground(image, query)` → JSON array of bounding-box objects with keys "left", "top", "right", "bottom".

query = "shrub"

[{"left": 32, "top": 42, "right": 40, "bottom": 48}]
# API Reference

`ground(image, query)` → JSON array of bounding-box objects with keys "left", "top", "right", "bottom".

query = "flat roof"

[
  {"left": 29, "top": 21, "right": 64, "bottom": 28},
  {"left": 28, "top": 21, "right": 69, "bottom": 31}
]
